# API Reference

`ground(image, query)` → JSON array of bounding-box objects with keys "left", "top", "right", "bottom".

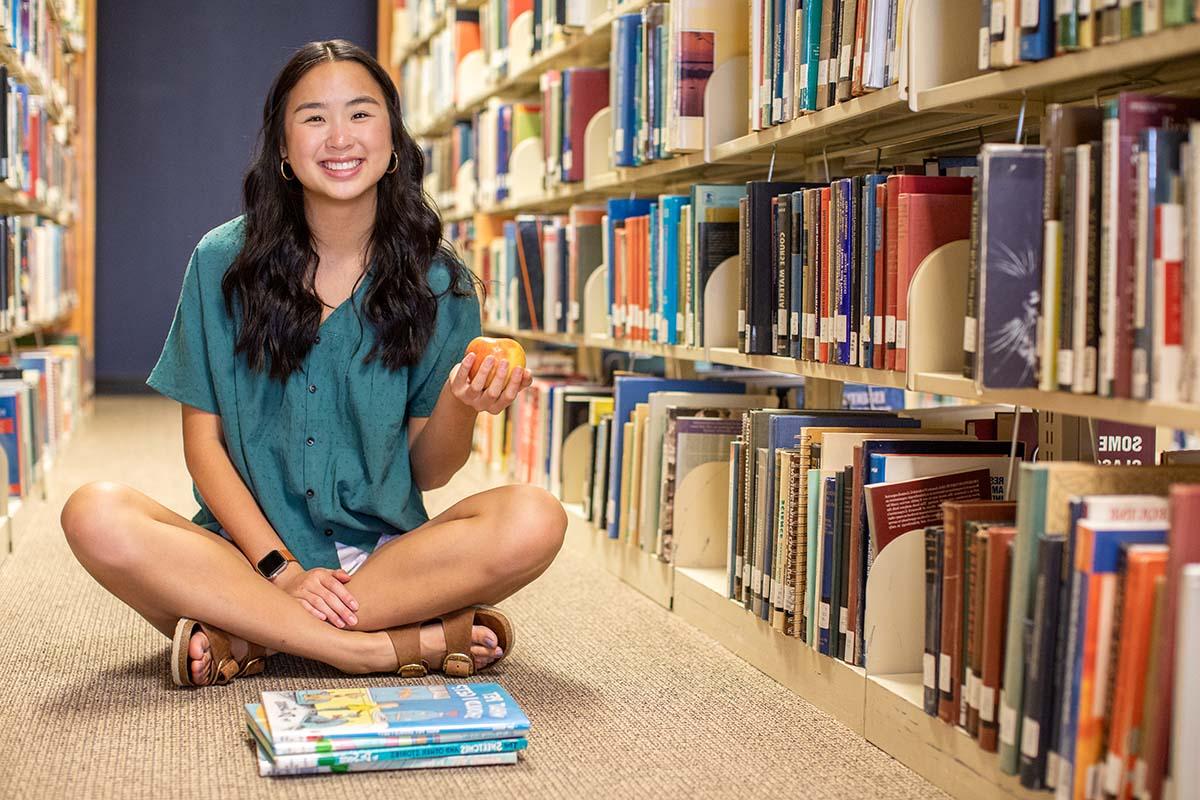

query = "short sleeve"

[
  {"left": 407, "top": 268, "right": 481, "bottom": 418},
  {"left": 146, "top": 248, "right": 220, "bottom": 413}
]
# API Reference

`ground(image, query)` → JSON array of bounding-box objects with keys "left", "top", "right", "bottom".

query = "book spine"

[
  {"left": 1132, "top": 146, "right": 1153, "bottom": 399},
  {"left": 1074, "top": 143, "right": 1100, "bottom": 395},
  {"left": 963, "top": 174, "right": 983, "bottom": 378},
  {"left": 776, "top": 194, "right": 792, "bottom": 355},
  {"left": 790, "top": 192, "right": 805, "bottom": 358},
  {"left": 1099, "top": 116, "right": 1120, "bottom": 395},
  {"left": 924, "top": 526, "right": 944, "bottom": 715},
  {"left": 738, "top": 196, "right": 749, "bottom": 352},
  {"left": 1019, "top": 535, "right": 1064, "bottom": 789},
  {"left": 1058, "top": 148, "right": 1078, "bottom": 391}
]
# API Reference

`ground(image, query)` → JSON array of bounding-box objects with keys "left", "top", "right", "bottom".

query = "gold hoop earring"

[
  {"left": 386, "top": 151, "right": 399, "bottom": 174},
  {"left": 279, "top": 158, "right": 296, "bottom": 181}
]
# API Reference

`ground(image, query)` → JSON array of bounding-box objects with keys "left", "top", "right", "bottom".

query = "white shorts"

[{"left": 216, "top": 528, "right": 400, "bottom": 575}]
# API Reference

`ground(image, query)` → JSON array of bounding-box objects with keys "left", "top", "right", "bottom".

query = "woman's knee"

[
  {"left": 489, "top": 485, "right": 566, "bottom": 577},
  {"left": 60, "top": 481, "right": 141, "bottom": 567}
]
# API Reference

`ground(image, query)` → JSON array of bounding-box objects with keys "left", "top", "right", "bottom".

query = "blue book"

[
  {"left": 495, "top": 104, "right": 512, "bottom": 203},
  {"left": 606, "top": 376, "right": 742, "bottom": 539},
  {"left": 659, "top": 195, "right": 689, "bottom": 345},
  {"left": 1019, "top": 0, "right": 1055, "bottom": 61},
  {"left": 0, "top": 390, "right": 21, "bottom": 496},
  {"left": 612, "top": 14, "right": 642, "bottom": 167},
  {"left": 605, "top": 198, "right": 655, "bottom": 335},
  {"left": 772, "top": 0, "right": 787, "bottom": 123},
  {"left": 648, "top": 202, "right": 659, "bottom": 341},
  {"left": 789, "top": 190, "right": 805, "bottom": 358},
  {"left": 247, "top": 701, "right": 527, "bottom": 769},
  {"left": 818, "top": 475, "right": 837, "bottom": 654},
  {"left": 835, "top": 178, "right": 853, "bottom": 365},
  {"left": 976, "top": 144, "right": 1046, "bottom": 389},
  {"left": 259, "top": 683, "right": 530, "bottom": 745},
  {"left": 799, "top": 0, "right": 822, "bottom": 112},
  {"left": 860, "top": 174, "right": 887, "bottom": 367}
]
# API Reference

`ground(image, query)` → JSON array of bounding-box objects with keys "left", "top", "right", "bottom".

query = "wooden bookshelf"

[
  {"left": 914, "top": 22, "right": 1200, "bottom": 112},
  {"left": 484, "top": 324, "right": 1200, "bottom": 430}
]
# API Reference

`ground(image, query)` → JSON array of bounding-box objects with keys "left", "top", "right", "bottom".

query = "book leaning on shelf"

[{"left": 247, "top": 683, "right": 530, "bottom": 776}]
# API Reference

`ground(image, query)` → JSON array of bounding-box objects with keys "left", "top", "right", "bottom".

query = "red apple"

[{"left": 465, "top": 336, "right": 526, "bottom": 385}]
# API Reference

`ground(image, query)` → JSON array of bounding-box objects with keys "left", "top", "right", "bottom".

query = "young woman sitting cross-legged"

[{"left": 60, "top": 39, "right": 566, "bottom": 686}]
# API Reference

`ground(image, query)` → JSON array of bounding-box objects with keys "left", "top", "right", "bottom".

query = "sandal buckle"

[
  {"left": 399, "top": 661, "right": 429, "bottom": 678},
  {"left": 442, "top": 652, "right": 474, "bottom": 677}
]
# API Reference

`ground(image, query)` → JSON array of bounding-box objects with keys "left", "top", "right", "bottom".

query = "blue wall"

[{"left": 96, "top": 1, "right": 377, "bottom": 390}]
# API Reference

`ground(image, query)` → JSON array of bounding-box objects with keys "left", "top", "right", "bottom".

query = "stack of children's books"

[{"left": 244, "top": 683, "right": 530, "bottom": 776}]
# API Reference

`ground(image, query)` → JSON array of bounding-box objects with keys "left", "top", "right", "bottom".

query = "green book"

[
  {"left": 1058, "top": 1, "right": 1079, "bottom": 50},
  {"left": 1164, "top": 0, "right": 1194, "bottom": 25}
]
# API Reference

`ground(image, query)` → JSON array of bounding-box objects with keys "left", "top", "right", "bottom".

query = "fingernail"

[
  {"left": 495, "top": 647, "right": 503, "bottom": 657},
  {"left": 348, "top": 616, "right": 357, "bottom": 625},
  {"left": 350, "top": 601, "right": 359, "bottom": 610}
]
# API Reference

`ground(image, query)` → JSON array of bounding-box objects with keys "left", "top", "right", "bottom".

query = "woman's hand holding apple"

[{"left": 448, "top": 337, "right": 531, "bottom": 414}]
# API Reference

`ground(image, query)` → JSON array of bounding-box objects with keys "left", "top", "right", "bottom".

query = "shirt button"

[
  {"left": 308, "top": 384, "right": 317, "bottom": 393},
  {"left": 306, "top": 437, "right": 315, "bottom": 446},
  {"left": 323, "top": 528, "right": 333, "bottom": 537},
  {"left": 315, "top": 336, "right": 321, "bottom": 344},
  {"left": 306, "top": 488, "right": 314, "bottom": 498}
]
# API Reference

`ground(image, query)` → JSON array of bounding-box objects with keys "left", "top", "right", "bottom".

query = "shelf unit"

[{"left": 384, "top": 6, "right": 1200, "bottom": 800}]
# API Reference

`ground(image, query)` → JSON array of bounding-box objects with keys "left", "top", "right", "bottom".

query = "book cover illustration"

[
  {"left": 978, "top": 145, "right": 1046, "bottom": 389},
  {"left": 676, "top": 30, "right": 714, "bottom": 118},
  {"left": 260, "top": 684, "right": 530, "bottom": 743}
]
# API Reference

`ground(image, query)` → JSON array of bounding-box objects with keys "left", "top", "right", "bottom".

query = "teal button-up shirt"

[{"left": 146, "top": 217, "right": 481, "bottom": 569}]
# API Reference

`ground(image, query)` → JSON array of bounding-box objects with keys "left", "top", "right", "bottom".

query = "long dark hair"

[{"left": 222, "top": 39, "right": 475, "bottom": 381}]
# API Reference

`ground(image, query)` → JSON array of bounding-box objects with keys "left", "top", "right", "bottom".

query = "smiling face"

[{"left": 280, "top": 60, "right": 394, "bottom": 205}]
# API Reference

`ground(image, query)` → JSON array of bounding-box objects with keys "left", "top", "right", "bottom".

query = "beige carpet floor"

[{"left": 0, "top": 395, "right": 946, "bottom": 799}]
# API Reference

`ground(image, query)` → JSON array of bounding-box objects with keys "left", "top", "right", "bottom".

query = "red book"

[
  {"left": 562, "top": 68, "right": 609, "bottom": 183},
  {"left": 978, "top": 526, "right": 1016, "bottom": 752},
  {"left": 1140, "top": 484, "right": 1200, "bottom": 800},
  {"left": 884, "top": 176, "right": 972, "bottom": 370},
  {"left": 937, "top": 500, "right": 1016, "bottom": 725},
  {"left": 895, "top": 192, "right": 972, "bottom": 372},
  {"left": 507, "top": 0, "right": 532, "bottom": 31}
]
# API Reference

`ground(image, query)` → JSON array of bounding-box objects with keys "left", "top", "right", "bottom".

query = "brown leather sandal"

[
  {"left": 170, "top": 618, "right": 269, "bottom": 687},
  {"left": 385, "top": 605, "right": 515, "bottom": 678}
]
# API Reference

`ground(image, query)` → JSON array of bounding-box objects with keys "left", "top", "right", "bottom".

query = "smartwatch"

[{"left": 256, "top": 549, "right": 294, "bottom": 580}]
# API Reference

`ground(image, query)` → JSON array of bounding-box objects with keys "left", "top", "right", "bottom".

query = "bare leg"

[{"left": 60, "top": 481, "right": 566, "bottom": 683}]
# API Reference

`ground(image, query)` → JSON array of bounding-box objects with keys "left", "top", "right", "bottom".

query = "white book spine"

[
  {"left": 1040, "top": 220, "right": 1063, "bottom": 392},
  {"left": 1185, "top": 135, "right": 1200, "bottom": 404},
  {"left": 1099, "top": 117, "right": 1120, "bottom": 397},
  {"left": 1132, "top": 152, "right": 1151, "bottom": 400},
  {"left": 1073, "top": 145, "right": 1095, "bottom": 394},
  {"left": 1152, "top": 202, "right": 1183, "bottom": 403},
  {"left": 1171, "top": 565, "right": 1200, "bottom": 800}
]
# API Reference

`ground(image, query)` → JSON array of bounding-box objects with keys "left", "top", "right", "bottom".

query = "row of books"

[
  {"left": 422, "top": 121, "right": 474, "bottom": 209},
  {"left": 246, "top": 684, "right": 529, "bottom": 776},
  {"left": 2, "top": 66, "right": 74, "bottom": 211},
  {"left": 473, "top": 98, "right": 542, "bottom": 207},
  {"left": 746, "top": 0, "right": 905, "bottom": 134},
  {"left": 962, "top": 97, "right": 1200, "bottom": 404},
  {"left": 473, "top": 367, "right": 1200, "bottom": 798},
  {"left": 391, "top": 0, "right": 450, "bottom": 59},
  {"left": 1, "top": 0, "right": 74, "bottom": 99},
  {"left": 0, "top": 215, "right": 71, "bottom": 332},
  {"left": 474, "top": 165, "right": 980, "bottom": 365},
  {"left": 399, "top": 9, "right": 480, "bottom": 134},
  {"left": 982, "top": 0, "right": 1200, "bottom": 70},
  {"left": 0, "top": 340, "right": 82, "bottom": 499},
  {"left": 476, "top": 209, "right": 603, "bottom": 332}
]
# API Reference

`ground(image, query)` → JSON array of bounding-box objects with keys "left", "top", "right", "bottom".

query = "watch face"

[{"left": 258, "top": 550, "right": 287, "bottom": 578}]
